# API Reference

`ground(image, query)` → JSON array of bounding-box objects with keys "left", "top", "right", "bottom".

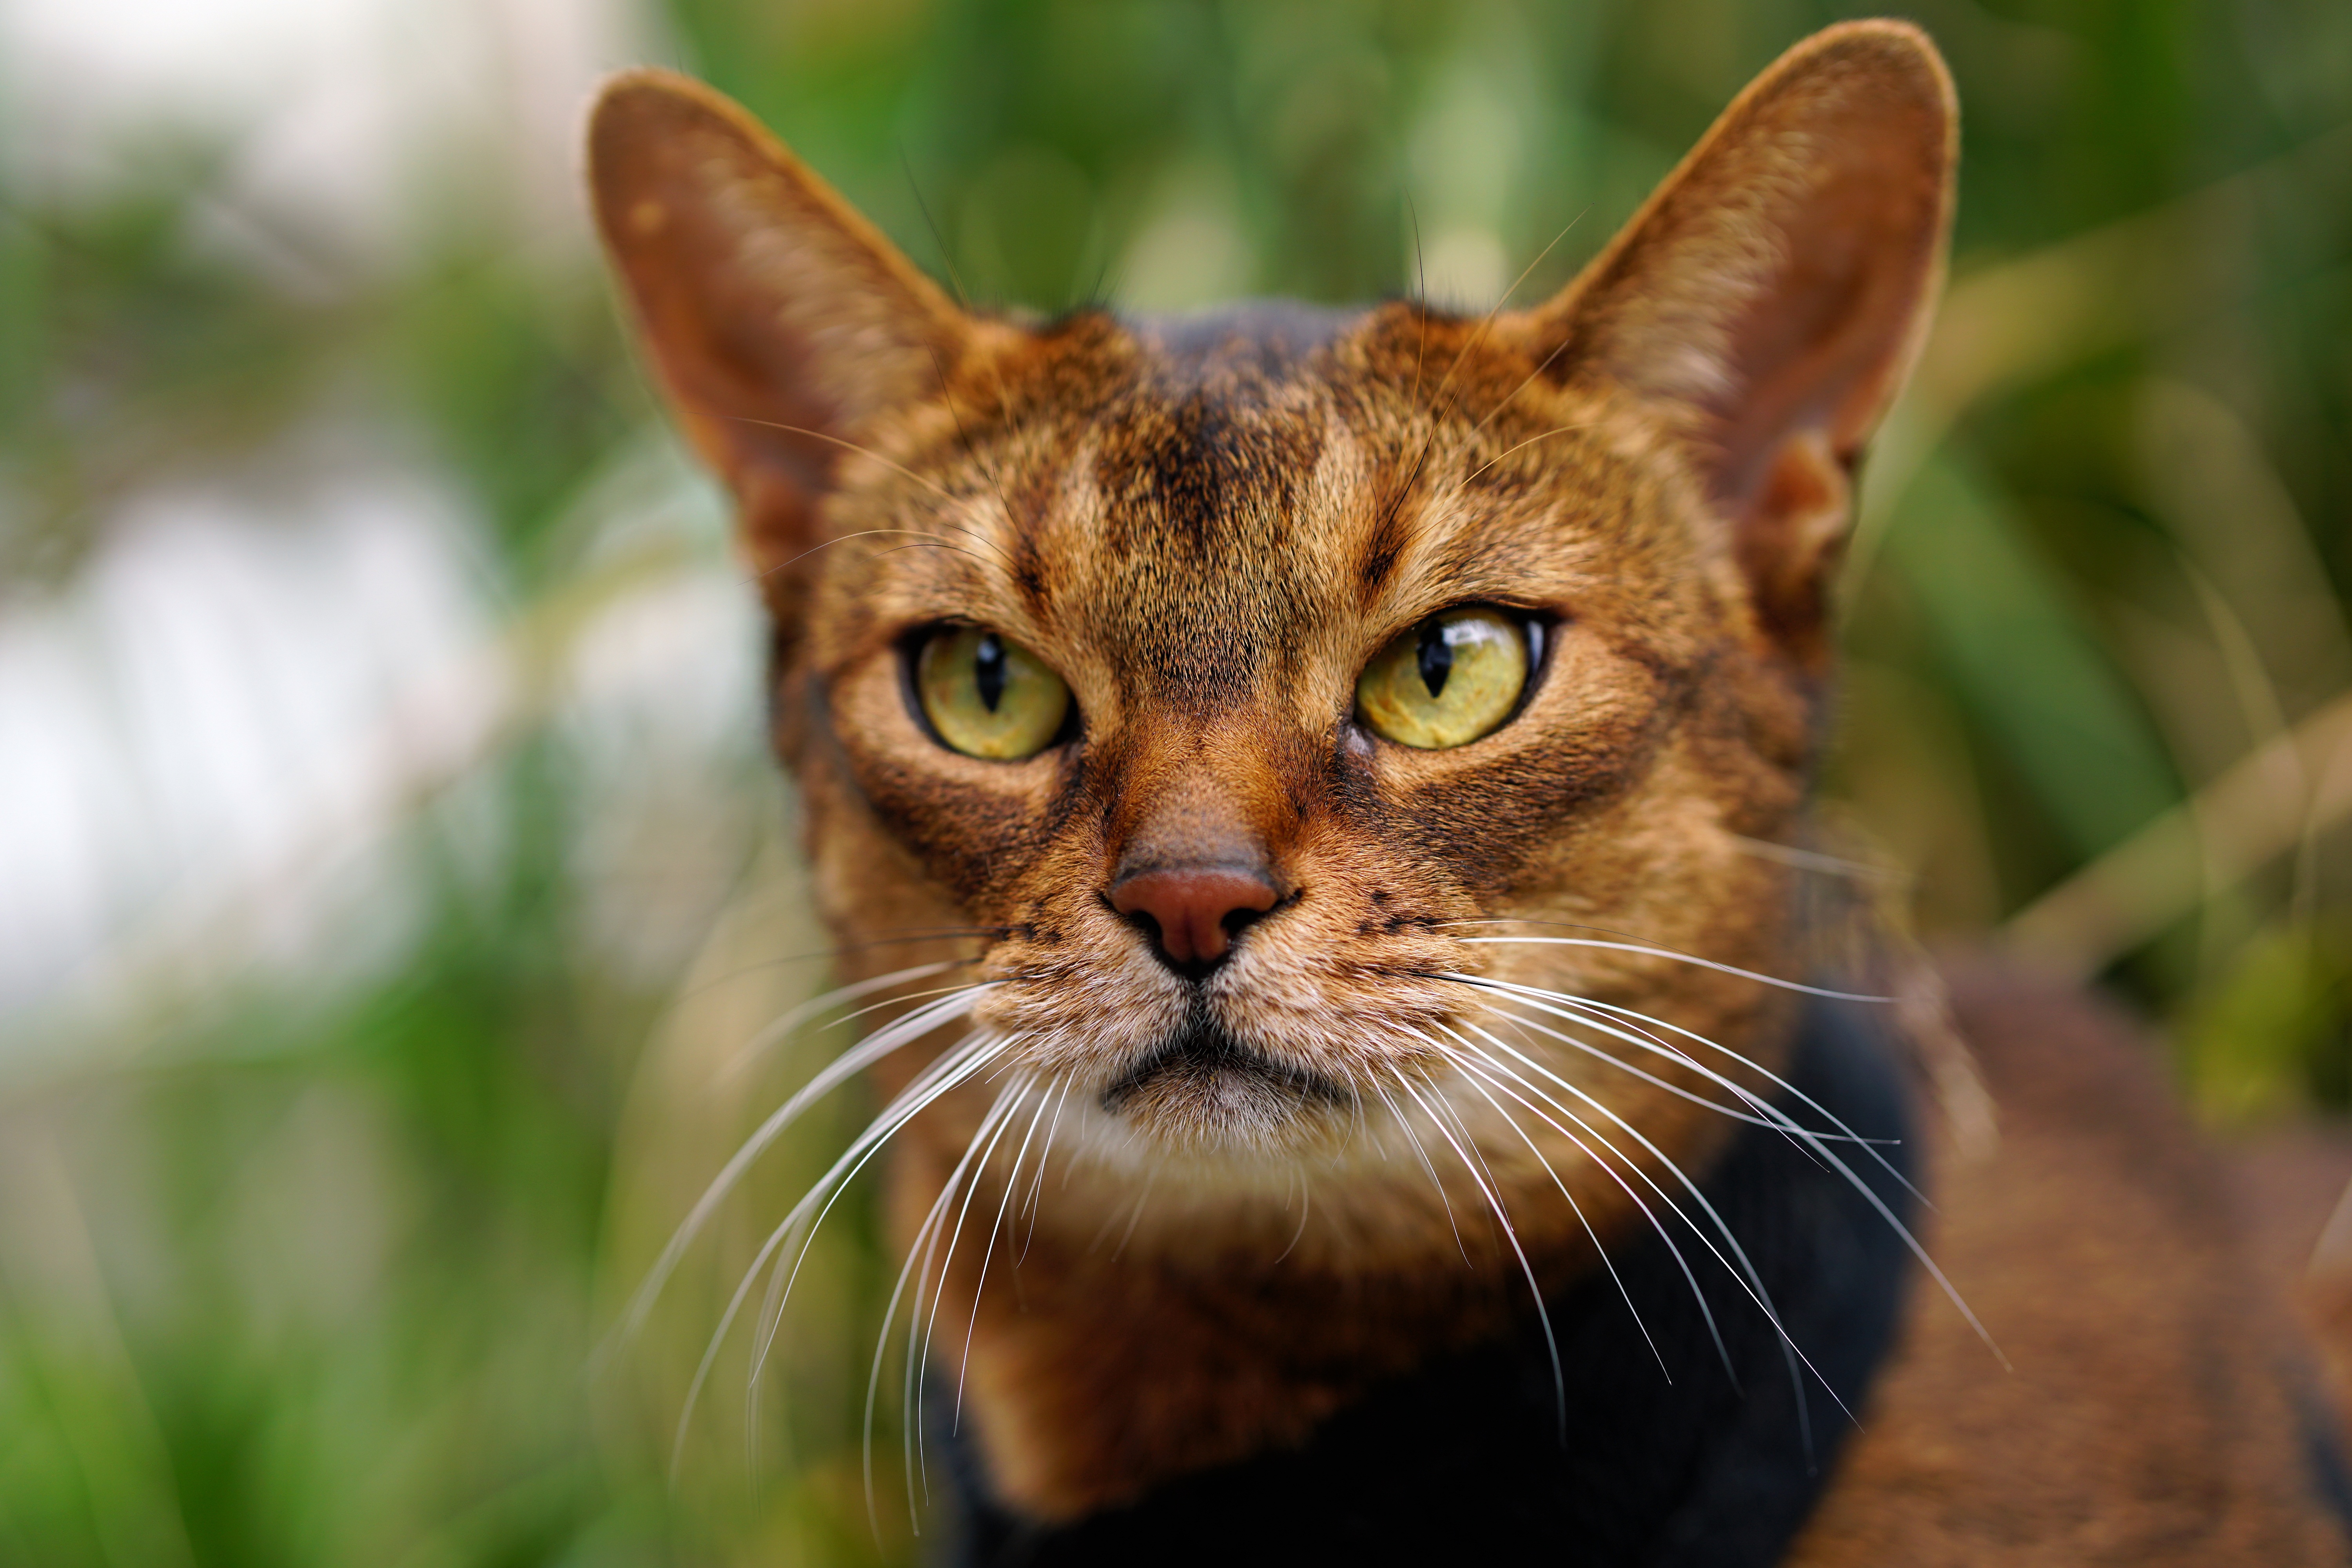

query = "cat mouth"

[{"left": 1100, "top": 1016, "right": 1351, "bottom": 1116}]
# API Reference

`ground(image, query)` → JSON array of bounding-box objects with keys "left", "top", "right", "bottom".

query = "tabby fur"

[{"left": 589, "top": 21, "right": 2352, "bottom": 1561}]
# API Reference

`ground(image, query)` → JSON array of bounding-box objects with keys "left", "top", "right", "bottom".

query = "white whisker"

[
  {"left": 864, "top": 1101, "right": 998, "bottom": 1539},
  {"left": 1021, "top": 1076, "right": 1075, "bottom": 1263},
  {"left": 1370, "top": 1077, "right": 1468, "bottom": 1261},
  {"left": 717, "top": 960, "right": 971, "bottom": 1086},
  {"left": 1389, "top": 1068, "right": 1566, "bottom": 1430},
  {"left": 669, "top": 1030, "right": 1010, "bottom": 1482},
  {"left": 1459, "top": 1016, "right": 1829, "bottom": 1432},
  {"left": 915, "top": 1071, "right": 1033, "bottom": 1484},
  {"left": 1466, "top": 984, "right": 2000, "bottom": 1370},
  {"left": 624, "top": 983, "right": 997, "bottom": 1346},
  {"left": 894, "top": 1073, "right": 1031, "bottom": 1532},
  {"left": 955, "top": 1078, "right": 1060, "bottom": 1423},
  {"left": 1559, "top": 991, "right": 1922, "bottom": 1199},
  {"left": 1271, "top": 1169, "right": 1312, "bottom": 1265},
  {"left": 1421, "top": 1024, "right": 1691, "bottom": 1381},
  {"left": 1456, "top": 936, "right": 1889, "bottom": 1002},
  {"left": 1450, "top": 976, "right": 1910, "bottom": 1184}
]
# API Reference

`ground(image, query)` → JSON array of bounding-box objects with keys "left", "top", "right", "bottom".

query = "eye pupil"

[
  {"left": 1415, "top": 618, "right": 1452, "bottom": 699},
  {"left": 1354, "top": 606, "right": 1529, "bottom": 751},
  {"left": 916, "top": 625, "right": 1071, "bottom": 760},
  {"left": 974, "top": 632, "right": 1008, "bottom": 711}
]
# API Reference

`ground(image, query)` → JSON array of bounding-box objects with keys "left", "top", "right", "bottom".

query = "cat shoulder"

[{"left": 1797, "top": 957, "right": 2352, "bottom": 1564}]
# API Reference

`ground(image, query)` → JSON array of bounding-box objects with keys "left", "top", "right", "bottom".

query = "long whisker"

[
  {"left": 1405, "top": 196, "right": 1430, "bottom": 412},
  {"left": 676, "top": 927, "right": 995, "bottom": 1006},
  {"left": 1370, "top": 1077, "right": 1468, "bottom": 1262},
  {"left": 1417, "top": 1062, "right": 1504, "bottom": 1197},
  {"left": 1272, "top": 1170, "right": 1313, "bottom": 1266},
  {"left": 743, "top": 1031, "right": 1010, "bottom": 1386},
  {"left": 1423, "top": 1024, "right": 1695, "bottom": 1380},
  {"left": 1448, "top": 976, "right": 1895, "bottom": 1175},
  {"left": 1388, "top": 1068, "right": 1566, "bottom": 1434},
  {"left": 914, "top": 1069, "right": 1033, "bottom": 1491},
  {"left": 1475, "top": 1004, "right": 1835, "bottom": 1138},
  {"left": 717, "top": 960, "right": 970, "bottom": 1085},
  {"left": 888, "top": 1072, "right": 1031, "bottom": 1535},
  {"left": 622, "top": 983, "right": 997, "bottom": 1345},
  {"left": 745, "top": 1210, "right": 801, "bottom": 1474},
  {"left": 1468, "top": 999, "right": 1843, "bottom": 1296},
  {"left": 1455, "top": 936, "right": 1890, "bottom": 1002},
  {"left": 739, "top": 982, "right": 983, "bottom": 1472},
  {"left": 1724, "top": 833, "right": 1900, "bottom": 882},
  {"left": 1461, "top": 985, "right": 1826, "bottom": 1181},
  {"left": 864, "top": 1104, "right": 993, "bottom": 1539},
  {"left": 953, "top": 1078, "right": 1061, "bottom": 1424},
  {"left": 670, "top": 1030, "right": 1011, "bottom": 1481},
  {"left": 766, "top": 524, "right": 1002, "bottom": 584},
  {"left": 1458, "top": 1014, "right": 1828, "bottom": 1434},
  {"left": 1409, "top": 212, "right": 1583, "bottom": 426},
  {"left": 740, "top": 1208, "right": 811, "bottom": 1483},
  {"left": 1385, "top": 211, "right": 1590, "bottom": 531},
  {"left": 1465, "top": 1013, "right": 1823, "bottom": 1408},
  {"left": 752, "top": 1041, "right": 1020, "bottom": 1424},
  {"left": 1557, "top": 994, "right": 1994, "bottom": 1358},
  {"left": 1464, "top": 981, "right": 2000, "bottom": 1367},
  {"left": 1459, "top": 423, "right": 1597, "bottom": 486},
  {"left": 1111, "top": 1170, "right": 1158, "bottom": 1259},
  {"left": 1470, "top": 976, "right": 1918, "bottom": 1200},
  {"left": 1483, "top": 991, "right": 1874, "bottom": 1302},
  {"left": 902, "top": 1104, "right": 989, "bottom": 1525},
  {"left": 1021, "top": 1076, "right": 1076, "bottom": 1263}
]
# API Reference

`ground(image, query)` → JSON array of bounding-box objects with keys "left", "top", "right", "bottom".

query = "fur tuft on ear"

[
  {"left": 1521, "top": 20, "right": 1956, "bottom": 668},
  {"left": 586, "top": 69, "right": 974, "bottom": 613}
]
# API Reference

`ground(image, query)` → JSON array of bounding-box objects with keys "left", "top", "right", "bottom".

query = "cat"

[{"left": 588, "top": 20, "right": 2352, "bottom": 1565}]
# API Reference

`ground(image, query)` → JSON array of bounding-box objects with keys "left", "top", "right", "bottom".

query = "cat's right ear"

[
  {"left": 1515, "top": 22, "right": 1955, "bottom": 673},
  {"left": 588, "top": 70, "right": 974, "bottom": 615}
]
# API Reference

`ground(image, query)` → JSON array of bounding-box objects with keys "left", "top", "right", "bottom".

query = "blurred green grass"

[{"left": 4, "top": 0, "right": 2350, "bottom": 1562}]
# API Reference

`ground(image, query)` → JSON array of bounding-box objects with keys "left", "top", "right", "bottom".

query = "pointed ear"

[
  {"left": 1522, "top": 21, "right": 1955, "bottom": 669},
  {"left": 587, "top": 69, "right": 973, "bottom": 610}
]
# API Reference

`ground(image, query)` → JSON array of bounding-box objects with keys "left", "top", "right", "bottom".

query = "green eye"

[
  {"left": 1354, "top": 608, "right": 1530, "bottom": 750},
  {"left": 916, "top": 626, "right": 1072, "bottom": 760}
]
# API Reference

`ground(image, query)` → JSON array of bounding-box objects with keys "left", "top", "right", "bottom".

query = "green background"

[{"left": 4, "top": 0, "right": 2350, "bottom": 1561}]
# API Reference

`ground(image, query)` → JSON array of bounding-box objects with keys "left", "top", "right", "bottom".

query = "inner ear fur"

[
  {"left": 586, "top": 69, "right": 979, "bottom": 612},
  {"left": 1520, "top": 20, "right": 1956, "bottom": 668}
]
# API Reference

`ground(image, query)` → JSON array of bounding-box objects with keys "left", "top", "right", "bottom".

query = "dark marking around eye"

[
  {"left": 1356, "top": 504, "right": 1407, "bottom": 599},
  {"left": 1416, "top": 617, "right": 1452, "bottom": 699},
  {"left": 975, "top": 632, "right": 1007, "bottom": 711}
]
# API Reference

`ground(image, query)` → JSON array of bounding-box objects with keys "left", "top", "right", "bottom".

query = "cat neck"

[{"left": 926, "top": 997, "right": 1918, "bottom": 1557}]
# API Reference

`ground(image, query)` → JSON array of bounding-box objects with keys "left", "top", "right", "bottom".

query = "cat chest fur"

[{"left": 590, "top": 18, "right": 2352, "bottom": 1565}]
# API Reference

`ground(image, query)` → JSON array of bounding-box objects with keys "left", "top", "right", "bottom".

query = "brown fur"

[
  {"left": 589, "top": 20, "right": 2349, "bottom": 1555},
  {"left": 1792, "top": 960, "right": 2348, "bottom": 1563}
]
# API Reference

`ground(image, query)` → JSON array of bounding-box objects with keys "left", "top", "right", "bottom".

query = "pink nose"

[{"left": 1109, "top": 866, "right": 1281, "bottom": 970}]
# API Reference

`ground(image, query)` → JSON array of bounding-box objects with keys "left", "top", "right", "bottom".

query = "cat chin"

[{"left": 1054, "top": 1065, "right": 1362, "bottom": 1176}]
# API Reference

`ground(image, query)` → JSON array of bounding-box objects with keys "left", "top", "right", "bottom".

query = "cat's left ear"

[
  {"left": 1518, "top": 21, "right": 1955, "bottom": 668},
  {"left": 587, "top": 69, "right": 981, "bottom": 620}
]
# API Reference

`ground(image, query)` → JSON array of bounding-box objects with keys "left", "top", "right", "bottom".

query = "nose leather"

[{"left": 1109, "top": 866, "right": 1280, "bottom": 969}]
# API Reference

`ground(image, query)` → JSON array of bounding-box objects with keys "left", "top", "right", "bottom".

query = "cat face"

[
  {"left": 784, "top": 303, "right": 1810, "bottom": 1172},
  {"left": 590, "top": 27, "right": 1953, "bottom": 1206}
]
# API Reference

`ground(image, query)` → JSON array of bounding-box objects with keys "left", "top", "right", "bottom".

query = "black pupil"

[
  {"left": 1415, "top": 618, "right": 1453, "bottom": 699},
  {"left": 974, "top": 632, "right": 1009, "bottom": 712}
]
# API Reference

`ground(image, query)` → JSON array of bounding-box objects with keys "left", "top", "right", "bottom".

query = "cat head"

[{"left": 588, "top": 24, "right": 1953, "bottom": 1192}]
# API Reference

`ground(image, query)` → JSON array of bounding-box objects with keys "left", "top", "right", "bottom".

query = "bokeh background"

[{"left": 4, "top": 0, "right": 2349, "bottom": 1561}]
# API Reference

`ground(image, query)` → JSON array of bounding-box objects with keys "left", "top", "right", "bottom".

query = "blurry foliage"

[{"left": 4, "top": 0, "right": 2352, "bottom": 1563}]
